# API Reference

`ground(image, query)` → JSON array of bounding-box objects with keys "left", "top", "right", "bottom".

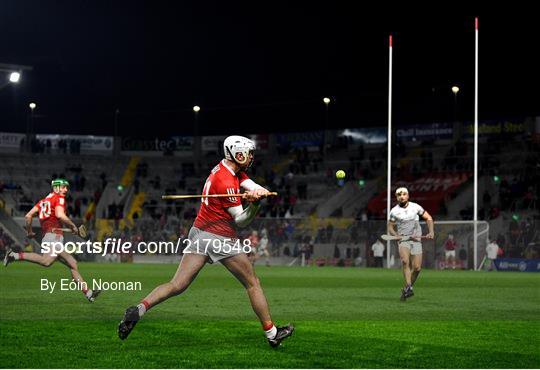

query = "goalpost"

[{"left": 385, "top": 19, "right": 483, "bottom": 270}]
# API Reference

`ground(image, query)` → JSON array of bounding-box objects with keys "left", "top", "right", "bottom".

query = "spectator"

[
  {"left": 485, "top": 239, "right": 500, "bottom": 271},
  {"left": 333, "top": 244, "right": 341, "bottom": 259},
  {"left": 371, "top": 238, "right": 385, "bottom": 268},
  {"left": 300, "top": 243, "right": 311, "bottom": 264}
]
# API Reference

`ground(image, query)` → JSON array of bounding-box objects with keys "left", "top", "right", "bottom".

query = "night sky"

[{"left": 1, "top": 4, "right": 538, "bottom": 137}]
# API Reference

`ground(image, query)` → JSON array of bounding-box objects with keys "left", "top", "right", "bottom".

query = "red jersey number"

[
  {"left": 202, "top": 180, "right": 212, "bottom": 206},
  {"left": 39, "top": 201, "right": 52, "bottom": 220}
]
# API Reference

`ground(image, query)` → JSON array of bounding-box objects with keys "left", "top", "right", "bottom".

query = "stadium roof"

[{"left": 1, "top": 5, "right": 538, "bottom": 137}]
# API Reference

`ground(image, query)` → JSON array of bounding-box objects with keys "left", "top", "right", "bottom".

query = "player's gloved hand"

[
  {"left": 27, "top": 231, "right": 36, "bottom": 239},
  {"left": 70, "top": 225, "right": 79, "bottom": 234}
]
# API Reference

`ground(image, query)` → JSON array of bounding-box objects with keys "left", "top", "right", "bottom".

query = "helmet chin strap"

[{"left": 245, "top": 157, "right": 254, "bottom": 169}]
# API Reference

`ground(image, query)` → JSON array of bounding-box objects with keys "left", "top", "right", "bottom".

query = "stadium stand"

[{"left": 1, "top": 118, "right": 538, "bottom": 267}]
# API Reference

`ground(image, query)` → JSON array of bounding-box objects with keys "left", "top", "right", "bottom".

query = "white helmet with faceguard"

[{"left": 223, "top": 135, "right": 256, "bottom": 168}]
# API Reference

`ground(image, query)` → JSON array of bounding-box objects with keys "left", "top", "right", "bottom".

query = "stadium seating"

[{"left": 1, "top": 123, "right": 538, "bottom": 264}]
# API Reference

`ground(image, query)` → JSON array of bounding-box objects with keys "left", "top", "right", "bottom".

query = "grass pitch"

[{"left": 1, "top": 262, "right": 539, "bottom": 368}]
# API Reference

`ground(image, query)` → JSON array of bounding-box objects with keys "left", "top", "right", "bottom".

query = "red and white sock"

[
  {"left": 137, "top": 300, "right": 150, "bottom": 317},
  {"left": 263, "top": 322, "right": 277, "bottom": 339},
  {"left": 82, "top": 287, "right": 93, "bottom": 299},
  {"left": 13, "top": 252, "right": 24, "bottom": 260}
]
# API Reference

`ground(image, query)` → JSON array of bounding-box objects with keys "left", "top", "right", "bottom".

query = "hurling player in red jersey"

[
  {"left": 118, "top": 136, "right": 293, "bottom": 347},
  {"left": 3, "top": 178, "right": 100, "bottom": 302}
]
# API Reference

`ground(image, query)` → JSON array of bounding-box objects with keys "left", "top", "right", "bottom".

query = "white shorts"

[
  {"left": 445, "top": 250, "right": 456, "bottom": 258},
  {"left": 184, "top": 227, "right": 243, "bottom": 263},
  {"left": 41, "top": 232, "right": 64, "bottom": 256},
  {"left": 399, "top": 241, "right": 422, "bottom": 255}
]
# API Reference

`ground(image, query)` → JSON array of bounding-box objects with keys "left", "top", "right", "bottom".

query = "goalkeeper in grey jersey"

[{"left": 387, "top": 187, "right": 434, "bottom": 301}]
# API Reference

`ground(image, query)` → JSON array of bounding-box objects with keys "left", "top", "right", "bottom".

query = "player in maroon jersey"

[
  {"left": 118, "top": 136, "right": 293, "bottom": 347},
  {"left": 3, "top": 178, "right": 100, "bottom": 302},
  {"left": 443, "top": 234, "right": 458, "bottom": 270}
]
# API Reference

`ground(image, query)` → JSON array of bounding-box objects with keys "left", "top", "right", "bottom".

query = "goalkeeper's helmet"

[{"left": 223, "top": 135, "right": 256, "bottom": 168}]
